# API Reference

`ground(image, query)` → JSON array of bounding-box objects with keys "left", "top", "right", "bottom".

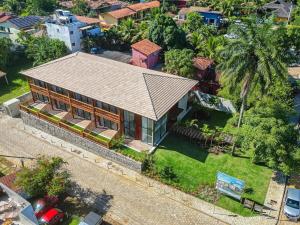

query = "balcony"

[{"left": 20, "top": 101, "right": 119, "bottom": 149}]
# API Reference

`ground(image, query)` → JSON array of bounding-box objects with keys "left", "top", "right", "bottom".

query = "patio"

[
  {"left": 124, "top": 138, "right": 152, "bottom": 152},
  {"left": 92, "top": 127, "right": 117, "bottom": 140}
]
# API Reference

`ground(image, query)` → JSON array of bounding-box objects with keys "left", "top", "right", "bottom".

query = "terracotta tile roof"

[
  {"left": 108, "top": 1, "right": 160, "bottom": 19},
  {"left": 127, "top": 1, "right": 160, "bottom": 12},
  {"left": 108, "top": 7, "right": 136, "bottom": 19},
  {"left": 193, "top": 57, "right": 214, "bottom": 70},
  {"left": 76, "top": 15, "right": 102, "bottom": 24},
  {"left": 0, "top": 14, "right": 13, "bottom": 23},
  {"left": 22, "top": 52, "right": 197, "bottom": 121},
  {"left": 59, "top": 0, "right": 127, "bottom": 10},
  {"left": 131, "top": 39, "right": 162, "bottom": 56},
  {"left": 0, "top": 172, "right": 20, "bottom": 192}
]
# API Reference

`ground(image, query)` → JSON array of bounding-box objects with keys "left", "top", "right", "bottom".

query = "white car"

[{"left": 284, "top": 188, "right": 300, "bottom": 220}]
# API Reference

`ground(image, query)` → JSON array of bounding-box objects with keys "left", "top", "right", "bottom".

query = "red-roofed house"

[
  {"left": 193, "top": 57, "right": 220, "bottom": 94},
  {"left": 131, "top": 39, "right": 162, "bottom": 69},
  {"left": 100, "top": 1, "right": 160, "bottom": 25}
]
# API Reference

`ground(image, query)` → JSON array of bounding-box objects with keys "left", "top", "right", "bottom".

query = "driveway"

[{"left": 0, "top": 113, "right": 226, "bottom": 225}]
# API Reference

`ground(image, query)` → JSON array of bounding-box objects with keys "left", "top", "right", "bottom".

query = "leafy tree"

[
  {"left": 3, "top": 0, "right": 25, "bottom": 14},
  {"left": 22, "top": 36, "right": 68, "bottom": 66},
  {"left": 0, "top": 37, "right": 12, "bottom": 70},
  {"left": 164, "top": 49, "right": 195, "bottom": 78},
  {"left": 71, "top": 0, "right": 89, "bottom": 16},
  {"left": 226, "top": 103, "right": 299, "bottom": 175},
  {"left": 15, "top": 156, "right": 71, "bottom": 197},
  {"left": 218, "top": 17, "right": 287, "bottom": 154},
  {"left": 149, "top": 13, "right": 187, "bottom": 50},
  {"left": 183, "top": 12, "right": 204, "bottom": 33},
  {"left": 25, "top": 0, "right": 57, "bottom": 15}
]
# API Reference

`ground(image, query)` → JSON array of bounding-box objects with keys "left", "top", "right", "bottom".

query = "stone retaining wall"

[{"left": 21, "top": 111, "right": 143, "bottom": 172}]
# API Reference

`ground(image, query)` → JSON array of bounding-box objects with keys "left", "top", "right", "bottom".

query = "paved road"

[{"left": 0, "top": 114, "right": 226, "bottom": 225}]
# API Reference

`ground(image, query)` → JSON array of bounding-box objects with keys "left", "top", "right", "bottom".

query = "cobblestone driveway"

[{"left": 0, "top": 114, "right": 226, "bottom": 225}]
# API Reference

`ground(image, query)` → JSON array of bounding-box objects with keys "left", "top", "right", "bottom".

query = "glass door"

[{"left": 124, "top": 110, "right": 135, "bottom": 138}]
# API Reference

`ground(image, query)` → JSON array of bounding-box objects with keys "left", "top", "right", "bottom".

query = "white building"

[{"left": 46, "top": 10, "right": 102, "bottom": 52}]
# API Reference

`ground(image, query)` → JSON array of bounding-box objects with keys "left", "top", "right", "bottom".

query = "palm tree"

[{"left": 218, "top": 17, "right": 287, "bottom": 155}]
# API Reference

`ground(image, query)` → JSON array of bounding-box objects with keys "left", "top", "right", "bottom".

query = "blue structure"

[{"left": 199, "top": 11, "right": 223, "bottom": 27}]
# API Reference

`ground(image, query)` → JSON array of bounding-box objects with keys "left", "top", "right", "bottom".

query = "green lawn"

[
  {"left": 0, "top": 58, "right": 32, "bottom": 104},
  {"left": 153, "top": 134, "right": 272, "bottom": 216},
  {"left": 116, "top": 145, "right": 146, "bottom": 162}
]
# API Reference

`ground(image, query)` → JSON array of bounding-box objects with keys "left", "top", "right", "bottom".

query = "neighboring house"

[
  {"left": 288, "top": 66, "right": 300, "bottom": 79},
  {"left": 0, "top": 172, "right": 38, "bottom": 225},
  {"left": 262, "top": 0, "right": 293, "bottom": 22},
  {"left": 193, "top": 57, "right": 220, "bottom": 94},
  {"left": 46, "top": 10, "right": 102, "bottom": 52},
  {"left": 100, "top": 1, "right": 160, "bottom": 25},
  {"left": 177, "top": 6, "right": 223, "bottom": 27},
  {"left": 131, "top": 39, "right": 162, "bottom": 69},
  {"left": 59, "top": 0, "right": 128, "bottom": 14},
  {"left": 0, "top": 15, "right": 41, "bottom": 44},
  {"left": 21, "top": 52, "right": 197, "bottom": 149}
]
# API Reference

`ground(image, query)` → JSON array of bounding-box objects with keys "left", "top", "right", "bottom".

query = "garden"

[{"left": 145, "top": 107, "right": 273, "bottom": 216}]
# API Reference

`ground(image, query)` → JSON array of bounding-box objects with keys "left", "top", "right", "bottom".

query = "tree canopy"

[
  {"left": 15, "top": 156, "right": 71, "bottom": 197},
  {"left": 164, "top": 49, "right": 195, "bottom": 78},
  {"left": 148, "top": 13, "right": 187, "bottom": 50},
  {"left": 20, "top": 35, "right": 68, "bottom": 66},
  {"left": 0, "top": 37, "right": 12, "bottom": 70}
]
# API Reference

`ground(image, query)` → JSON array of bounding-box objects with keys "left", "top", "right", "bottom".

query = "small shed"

[
  {"left": 0, "top": 70, "right": 8, "bottom": 85},
  {"left": 131, "top": 39, "right": 162, "bottom": 69}
]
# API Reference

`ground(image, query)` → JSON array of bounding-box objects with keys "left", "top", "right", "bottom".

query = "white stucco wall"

[
  {"left": 177, "top": 93, "right": 189, "bottom": 121},
  {"left": 46, "top": 22, "right": 82, "bottom": 52}
]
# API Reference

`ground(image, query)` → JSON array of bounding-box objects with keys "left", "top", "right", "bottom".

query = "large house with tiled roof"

[
  {"left": 262, "top": 0, "right": 293, "bottom": 22},
  {"left": 20, "top": 52, "right": 197, "bottom": 150},
  {"left": 100, "top": 1, "right": 160, "bottom": 25}
]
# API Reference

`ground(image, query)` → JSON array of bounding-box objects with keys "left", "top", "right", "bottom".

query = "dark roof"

[
  {"left": 9, "top": 16, "right": 42, "bottom": 29},
  {"left": 262, "top": 0, "right": 293, "bottom": 18}
]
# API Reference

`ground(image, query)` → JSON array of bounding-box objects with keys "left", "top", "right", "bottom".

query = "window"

[
  {"left": 33, "top": 79, "right": 46, "bottom": 88},
  {"left": 74, "top": 108, "right": 91, "bottom": 120},
  {"left": 142, "top": 117, "right": 153, "bottom": 145},
  {"left": 53, "top": 99, "right": 69, "bottom": 111},
  {"left": 57, "top": 28, "right": 60, "bottom": 33},
  {"left": 96, "top": 101, "right": 117, "bottom": 114},
  {"left": 70, "top": 31, "right": 74, "bottom": 35},
  {"left": 124, "top": 110, "right": 135, "bottom": 138},
  {"left": 51, "top": 85, "right": 67, "bottom": 95},
  {"left": 33, "top": 93, "right": 49, "bottom": 103},
  {"left": 0, "top": 26, "right": 5, "bottom": 31},
  {"left": 154, "top": 114, "right": 167, "bottom": 145},
  {"left": 97, "top": 117, "right": 118, "bottom": 130},
  {"left": 72, "top": 42, "right": 76, "bottom": 46},
  {"left": 74, "top": 93, "right": 92, "bottom": 104}
]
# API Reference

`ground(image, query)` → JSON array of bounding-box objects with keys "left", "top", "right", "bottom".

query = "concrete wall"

[
  {"left": 46, "top": 22, "right": 82, "bottom": 52},
  {"left": 21, "top": 111, "right": 143, "bottom": 172}
]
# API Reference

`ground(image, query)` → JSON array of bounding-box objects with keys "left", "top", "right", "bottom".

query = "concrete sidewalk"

[{"left": 0, "top": 114, "right": 286, "bottom": 225}]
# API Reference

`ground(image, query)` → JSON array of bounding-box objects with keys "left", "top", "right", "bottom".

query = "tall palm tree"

[{"left": 218, "top": 17, "right": 287, "bottom": 155}]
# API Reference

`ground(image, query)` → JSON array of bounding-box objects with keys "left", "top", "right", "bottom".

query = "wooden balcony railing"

[
  {"left": 29, "top": 84, "right": 49, "bottom": 97},
  {"left": 95, "top": 107, "right": 120, "bottom": 124},
  {"left": 20, "top": 103, "right": 120, "bottom": 149},
  {"left": 70, "top": 98, "right": 93, "bottom": 113}
]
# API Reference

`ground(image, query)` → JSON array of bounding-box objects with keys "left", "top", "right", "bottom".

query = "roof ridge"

[
  {"left": 22, "top": 52, "right": 79, "bottom": 73},
  {"left": 143, "top": 72, "right": 194, "bottom": 81},
  {"left": 142, "top": 73, "right": 158, "bottom": 120}
]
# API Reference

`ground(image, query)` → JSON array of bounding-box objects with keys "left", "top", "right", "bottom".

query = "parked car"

[
  {"left": 284, "top": 188, "right": 300, "bottom": 220},
  {"left": 90, "top": 47, "right": 102, "bottom": 54},
  {"left": 79, "top": 212, "right": 103, "bottom": 225},
  {"left": 33, "top": 196, "right": 59, "bottom": 218},
  {"left": 38, "top": 208, "right": 65, "bottom": 225}
]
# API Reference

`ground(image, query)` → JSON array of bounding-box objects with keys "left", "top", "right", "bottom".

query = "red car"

[
  {"left": 38, "top": 208, "right": 64, "bottom": 225},
  {"left": 33, "top": 196, "right": 59, "bottom": 218}
]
